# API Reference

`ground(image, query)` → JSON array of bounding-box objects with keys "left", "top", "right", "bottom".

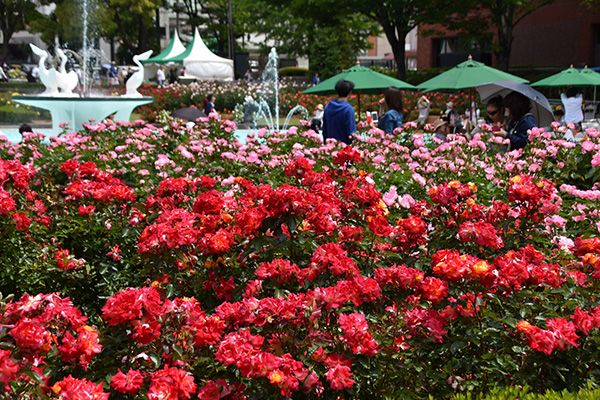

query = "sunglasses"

[{"left": 487, "top": 109, "right": 499, "bottom": 116}]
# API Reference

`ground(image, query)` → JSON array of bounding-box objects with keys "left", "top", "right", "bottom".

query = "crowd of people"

[{"left": 314, "top": 78, "right": 587, "bottom": 151}]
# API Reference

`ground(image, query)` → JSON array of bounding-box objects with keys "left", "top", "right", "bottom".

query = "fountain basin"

[{"left": 12, "top": 96, "right": 153, "bottom": 134}]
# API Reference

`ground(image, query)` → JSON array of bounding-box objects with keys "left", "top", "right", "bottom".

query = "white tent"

[{"left": 163, "top": 28, "right": 234, "bottom": 81}]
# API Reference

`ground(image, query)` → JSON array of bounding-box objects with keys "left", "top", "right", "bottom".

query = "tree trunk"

[
  {"left": 495, "top": 25, "right": 513, "bottom": 71},
  {"left": 493, "top": 8, "right": 514, "bottom": 71},
  {"left": 110, "top": 37, "right": 115, "bottom": 61},
  {"left": 2, "top": 30, "right": 11, "bottom": 62},
  {"left": 382, "top": 23, "right": 407, "bottom": 80},
  {"left": 138, "top": 15, "right": 147, "bottom": 52},
  {"left": 155, "top": 8, "right": 161, "bottom": 49}
]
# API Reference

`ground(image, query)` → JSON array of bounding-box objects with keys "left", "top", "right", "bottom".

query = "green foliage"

[
  {"left": 0, "top": 104, "right": 42, "bottom": 123},
  {"left": 0, "top": 0, "right": 41, "bottom": 59},
  {"left": 0, "top": 82, "right": 45, "bottom": 92},
  {"left": 451, "top": 385, "right": 600, "bottom": 399},
  {"left": 28, "top": 0, "right": 102, "bottom": 49},
  {"left": 96, "top": 0, "right": 163, "bottom": 62},
  {"left": 242, "top": 0, "right": 377, "bottom": 77},
  {"left": 278, "top": 66, "right": 309, "bottom": 77}
]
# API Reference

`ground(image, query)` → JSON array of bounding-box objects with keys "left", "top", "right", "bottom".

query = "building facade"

[{"left": 417, "top": 0, "right": 600, "bottom": 70}]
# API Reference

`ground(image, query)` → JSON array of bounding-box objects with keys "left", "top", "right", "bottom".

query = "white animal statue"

[
  {"left": 30, "top": 44, "right": 59, "bottom": 96},
  {"left": 55, "top": 47, "right": 78, "bottom": 96},
  {"left": 125, "top": 50, "right": 153, "bottom": 97}
]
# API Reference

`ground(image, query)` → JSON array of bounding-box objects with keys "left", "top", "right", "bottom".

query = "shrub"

[
  {"left": 279, "top": 66, "right": 310, "bottom": 77},
  {"left": 451, "top": 385, "right": 600, "bottom": 399},
  {"left": 0, "top": 118, "right": 598, "bottom": 399}
]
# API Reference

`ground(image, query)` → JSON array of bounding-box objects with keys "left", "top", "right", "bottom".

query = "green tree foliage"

[
  {"left": 97, "top": 0, "right": 163, "bottom": 63},
  {"left": 242, "top": 0, "right": 377, "bottom": 78},
  {"left": 28, "top": 0, "right": 90, "bottom": 50},
  {"left": 0, "top": 0, "right": 41, "bottom": 61},
  {"left": 348, "top": 0, "right": 472, "bottom": 79}
]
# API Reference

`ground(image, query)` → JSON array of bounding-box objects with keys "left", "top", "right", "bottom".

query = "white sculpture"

[
  {"left": 55, "top": 48, "right": 79, "bottom": 96},
  {"left": 125, "top": 50, "right": 153, "bottom": 98},
  {"left": 30, "top": 44, "right": 59, "bottom": 96}
]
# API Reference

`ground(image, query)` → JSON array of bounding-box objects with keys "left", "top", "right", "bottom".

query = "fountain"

[
  {"left": 9, "top": 0, "right": 153, "bottom": 136},
  {"left": 241, "top": 48, "right": 309, "bottom": 133}
]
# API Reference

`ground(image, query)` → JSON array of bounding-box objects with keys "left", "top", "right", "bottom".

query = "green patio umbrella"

[
  {"left": 303, "top": 65, "right": 415, "bottom": 118},
  {"left": 580, "top": 67, "right": 600, "bottom": 101},
  {"left": 417, "top": 56, "right": 527, "bottom": 131},
  {"left": 532, "top": 66, "right": 600, "bottom": 87},
  {"left": 417, "top": 56, "right": 528, "bottom": 92},
  {"left": 143, "top": 31, "right": 186, "bottom": 65},
  {"left": 533, "top": 66, "right": 600, "bottom": 102}
]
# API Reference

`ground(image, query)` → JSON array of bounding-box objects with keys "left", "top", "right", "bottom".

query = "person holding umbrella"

[
  {"left": 494, "top": 91, "right": 536, "bottom": 150},
  {"left": 322, "top": 80, "right": 357, "bottom": 145}
]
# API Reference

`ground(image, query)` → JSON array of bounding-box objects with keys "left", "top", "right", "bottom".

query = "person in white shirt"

[
  {"left": 156, "top": 67, "right": 166, "bottom": 86},
  {"left": 417, "top": 95, "right": 430, "bottom": 126},
  {"left": 561, "top": 87, "right": 583, "bottom": 125}
]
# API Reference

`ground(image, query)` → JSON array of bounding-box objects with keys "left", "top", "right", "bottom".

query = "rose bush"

[
  {"left": 0, "top": 117, "right": 598, "bottom": 398},
  {"left": 133, "top": 80, "right": 468, "bottom": 121}
]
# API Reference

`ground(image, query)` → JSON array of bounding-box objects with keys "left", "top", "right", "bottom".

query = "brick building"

[{"left": 417, "top": 0, "right": 600, "bottom": 69}]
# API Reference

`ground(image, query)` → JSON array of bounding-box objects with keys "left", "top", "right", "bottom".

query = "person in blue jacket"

[
  {"left": 495, "top": 91, "right": 536, "bottom": 150},
  {"left": 377, "top": 88, "right": 403, "bottom": 134},
  {"left": 322, "top": 80, "right": 357, "bottom": 145}
]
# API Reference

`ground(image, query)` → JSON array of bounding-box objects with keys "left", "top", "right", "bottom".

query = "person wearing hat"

[
  {"left": 432, "top": 119, "right": 449, "bottom": 142},
  {"left": 310, "top": 104, "right": 324, "bottom": 132}
]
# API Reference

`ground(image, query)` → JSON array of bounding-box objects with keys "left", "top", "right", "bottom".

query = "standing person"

[
  {"left": 168, "top": 68, "right": 177, "bottom": 84},
  {"left": 417, "top": 95, "right": 430, "bottom": 126},
  {"left": 204, "top": 94, "right": 216, "bottom": 115},
  {"left": 494, "top": 91, "right": 536, "bottom": 150},
  {"left": 310, "top": 104, "right": 324, "bottom": 132},
  {"left": 312, "top": 72, "right": 320, "bottom": 86},
  {"left": 561, "top": 87, "right": 583, "bottom": 127},
  {"left": 322, "top": 79, "right": 357, "bottom": 145},
  {"left": 377, "top": 88, "right": 403, "bottom": 134},
  {"left": 156, "top": 67, "right": 166, "bottom": 86},
  {"left": 109, "top": 62, "right": 119, "bottom": 86}
]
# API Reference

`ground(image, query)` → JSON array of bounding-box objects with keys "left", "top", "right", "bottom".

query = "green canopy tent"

[
  {"left": 142, "top": 31, "right": 186, "bottom": 65},
  {"left": 417, "top": 56, "right": 528, "bottom": 129},
  {"left": 303, "top": 64, "right": 416, "bottom": 118}
]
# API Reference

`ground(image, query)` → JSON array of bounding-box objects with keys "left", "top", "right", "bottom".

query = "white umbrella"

[{"left": 477, "top": 80, "right": 553, "bottom": 127}]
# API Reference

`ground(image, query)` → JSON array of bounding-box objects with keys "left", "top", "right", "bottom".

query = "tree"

[
  {"left": 173, "top": 0, "right": 255, "bottom": 56},
  {"left": 242, "top": 0, "right": 377, "bottom": 78},
  {"left": 347, "top": 0, "right": 469, "bottom": 79},
  {"left": 476, "top": 0, "right": 554, "bottom": 70},
  {"left": 28, "top": 0, "right": 90, "bottom": 50},
  {"left": 0, "top": 0, "right": 40, "bottom": 61},
  {"left": 97, "top": 0, "right": 163, "bottom": 63}
]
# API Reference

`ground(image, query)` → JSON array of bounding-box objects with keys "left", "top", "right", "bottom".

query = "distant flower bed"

[
  {"left": 0, "top": 118, "right": 598, "bottom": 398},
  {"left": 134, "top": 80, "right": 469, "bottom": 121}
]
